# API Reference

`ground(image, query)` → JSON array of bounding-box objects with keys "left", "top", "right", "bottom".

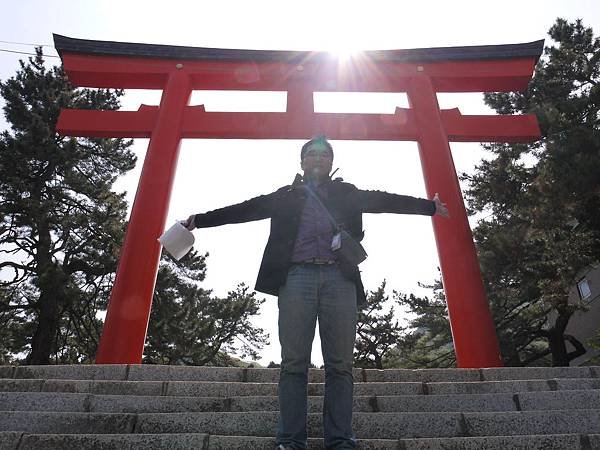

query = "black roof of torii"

[{"left": 53, "top": 34, "right": 544, "bottom": 64}]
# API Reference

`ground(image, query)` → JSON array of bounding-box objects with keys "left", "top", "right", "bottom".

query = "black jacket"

[{"left": 194, "top": 176, "right": 436, "bottom": 307}]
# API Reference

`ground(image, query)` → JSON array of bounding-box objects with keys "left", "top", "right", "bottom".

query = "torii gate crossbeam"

[{"left": 53, "top": 34, "right": 543, "bottom": 368}]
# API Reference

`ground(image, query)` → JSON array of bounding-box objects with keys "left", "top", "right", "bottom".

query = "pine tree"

[
  {"left": 383, "top": 279, "right": 456, "bottom": 369},
  {"left": 462, "top": 18, "right": 600, "bottom": 366},
  {"left": 354, "top": 281, "right": 405, "bottom": 369},
  {"left": 143, "top": 251, "right": 269, "bottom": 366},
  {"left": 0, "top": 49, "right": 135, "bottom": 364}
]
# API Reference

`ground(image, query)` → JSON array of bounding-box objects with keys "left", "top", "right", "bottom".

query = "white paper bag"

[{"left": 158, "top": 222, "right": 195, "bottom": 260}]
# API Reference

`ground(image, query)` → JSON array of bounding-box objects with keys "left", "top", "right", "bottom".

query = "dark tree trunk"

[
  {"left": 374, "top": 354, "right": 383, "bottom": 369},
  {"left": 547, "top": 327, "right": 570, "bottom": 366},
  {"left": 26, "top": 218, "right": 64, "bottom": 365},
  {"left": 26, "top": 286, "right": 61, "bottom": 365},
  {"left": 564, "top": 334, "right": 586, "bottom": 363},
  {"left": 545, "top": 309, "right": 582, "bottom": 367}
]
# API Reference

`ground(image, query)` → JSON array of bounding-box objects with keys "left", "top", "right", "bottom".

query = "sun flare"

[{"left": 324, "top": 39, "right": 363, "bottom": 61}]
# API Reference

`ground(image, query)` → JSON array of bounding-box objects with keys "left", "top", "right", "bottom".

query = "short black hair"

[{"left": 300, "top": 135, "right": 334, "bottom": 161}]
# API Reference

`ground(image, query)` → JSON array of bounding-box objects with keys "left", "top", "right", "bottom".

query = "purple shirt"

[{"left": 291, "top": 183, "right": 337, "bottom": 263}]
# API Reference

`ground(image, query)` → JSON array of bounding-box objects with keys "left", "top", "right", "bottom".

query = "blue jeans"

[{"left": 276, "top": 264, "right": 358, "bottom": 450}]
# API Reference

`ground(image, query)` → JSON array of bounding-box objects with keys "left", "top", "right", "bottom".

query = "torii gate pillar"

[
  {"left": 53, "top": 34, "right": 544, "bottom": 368},
  {"left": 97, "top": 72, "right": 192, "bottom": 363},
  {"left": 408, "top": 76, "right": 501, "bottom": 366}
]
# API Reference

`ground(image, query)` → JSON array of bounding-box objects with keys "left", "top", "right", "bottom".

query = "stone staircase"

[{"left": 1, "top": 364, "right": 600, "bottom": 449}]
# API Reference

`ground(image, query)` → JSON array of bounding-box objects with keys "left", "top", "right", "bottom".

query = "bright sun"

[{"left": 326, "top": 43, "right": 361, "bottom": 61}]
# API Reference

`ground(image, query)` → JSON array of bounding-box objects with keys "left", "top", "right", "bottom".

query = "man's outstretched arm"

[
  {"left": 184, "top": 190, "right": 280, "bottom": 231},
  {"left": 358, "top": 189, "right": 449, "bottom": 218}
]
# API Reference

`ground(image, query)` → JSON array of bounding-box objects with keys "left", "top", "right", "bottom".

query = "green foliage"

[
  {"left": 462, "top": 18, "right": 600, "bottom": 366},
  {"left": 144, "top": 251, "right": 269, "bottom": 366},
  {"left": 384, "top": 279, "right": 455, "bottom": 369},
  {"left": 354, "top": 281, "right": 404, "bottom": 369},
  {"left": 0, "top": 49, "right": 135, "bottom": 364},
  {"left": 352, "top": 279, "right": 455, "bottom": 369},
  {"left": 584, "top": 329, "right": 600, "bottom": 365},
  {"left": 397, "top": 282, "right": 455, "bottom": 368},
  {"left": 0, "top": 286, "right": 28, "bottom": 365}
]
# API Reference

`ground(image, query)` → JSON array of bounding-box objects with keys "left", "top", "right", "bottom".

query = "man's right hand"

[
  {"left": 432, "top": 193, "right": 449, "bottom": 218},
  {"left": 182, "top": 214, "right": 196, "bottom": 231}
]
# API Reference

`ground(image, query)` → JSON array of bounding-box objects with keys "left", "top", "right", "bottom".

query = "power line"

[
  {"left": 0, "top": 39, "right": 53, "bottom": 48},
  {"left": 0, "top": 39, "right": 60, "bottom": 59},
  {"left": 0, "top": 48, "right": 59, "bottom": 58}
]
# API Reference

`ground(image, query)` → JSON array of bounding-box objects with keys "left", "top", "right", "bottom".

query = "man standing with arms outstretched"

[{"left": 184, "top": 136, "right": 449, "bottom": 450}]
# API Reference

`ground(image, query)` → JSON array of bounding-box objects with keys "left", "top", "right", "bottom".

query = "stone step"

[
  {"left": 2, "top": 432, "right": 595, "bottom": 450},
  {"left": 2, "top": 410, "right": 600, "bottom": 439},
  {"left": 187, "top": 433, "right": 600, "bottom": 450},
  {"left": 2, "top": 389, "right": 600, "bottom": 414},
  {"left": 1, "top": 365, "right": 599, "bottom": 448},
  {"left": 0, "top": 379, "right": 416, "bottom": 396},
  {"left": 138, "top": 410, "right": 600, "bottom": 439},
  {"left": 2, "top": 377, "right": 599, "bottom": 397},
  {"left": 2, "top": 365, "right": 598, "bottom": 383}
]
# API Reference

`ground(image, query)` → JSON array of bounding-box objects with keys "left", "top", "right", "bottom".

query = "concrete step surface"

[
  {"left": 2, "top": 389, "right": 600, "bottom": 414},
  {"left": 1, "top": 364, "right": 598, "bottom": 383},
  {"left": 1, "top": 409, "right": 600, "bottom": 439},
  {"left": 1, "top": 365, "right": 599, "bottom": 449},
  {"left": 0, "top": 379, "right": 426, "bottom": 396},
  {"left": 2, "top": 377, "right": 600, "bottom": 398},
  {"left": 2, "top": 432, "right": 598, "bottom": 450}
]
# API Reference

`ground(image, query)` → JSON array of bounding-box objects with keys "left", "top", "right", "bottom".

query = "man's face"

[{"left": 301, "top": 143, "right": 333, "bottom": 180}]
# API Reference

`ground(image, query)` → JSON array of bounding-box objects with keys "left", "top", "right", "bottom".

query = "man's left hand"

[
  {"left": 433, "top": 193, "right": 449, "bottom": 218},
  {"left": 182, "top": 214, "right": 196, "bottom": 231}
]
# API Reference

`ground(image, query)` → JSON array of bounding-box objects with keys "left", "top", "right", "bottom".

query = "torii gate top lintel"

[
  {"left": 54, "top": 34, "right": 543, "bottom": 65},
  {"left": 54, "top": 34, "right": 543, "bottom": 143},
  {"left": 54, "top": 34, "right": 543, "bottom": 92}
]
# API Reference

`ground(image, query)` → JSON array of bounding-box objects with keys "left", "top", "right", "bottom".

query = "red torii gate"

[{"left": 54, "top": 34, "right": 543, "bottom": 368}]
